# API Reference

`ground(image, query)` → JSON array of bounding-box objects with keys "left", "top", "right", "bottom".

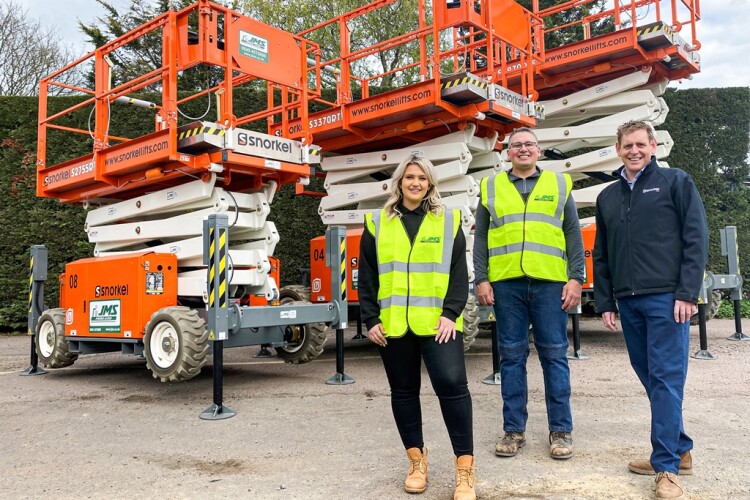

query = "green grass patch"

[{"left": 715, "top": 299, "right": 750, "bottom": 319}]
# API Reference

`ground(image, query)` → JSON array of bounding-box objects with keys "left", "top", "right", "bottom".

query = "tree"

[
  {"left": 0, "top": 0, "right": 84, "bottom": 96},
  {"left": 515, "top": 0, "right": 615, "bottom": 49}
]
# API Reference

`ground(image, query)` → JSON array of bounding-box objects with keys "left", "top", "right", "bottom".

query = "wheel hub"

[{"left": 161, "top": 336, "right": 175, "bottom": 353}]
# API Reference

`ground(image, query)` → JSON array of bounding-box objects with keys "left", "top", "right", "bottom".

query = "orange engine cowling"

[{"left": 59, "top": 253, "right": 178, "bottom": 339}]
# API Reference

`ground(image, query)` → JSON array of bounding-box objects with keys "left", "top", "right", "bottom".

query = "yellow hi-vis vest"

[
  {"left": 365, "top": 208, "right": 464, "bottom": 337},
  {"left": 481, "top": 170, "right": 572, "bottom": 283}
]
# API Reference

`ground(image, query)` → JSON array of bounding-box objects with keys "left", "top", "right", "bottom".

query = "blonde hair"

[{"left": 383, "top": 155, "right": 444, "bottom": 219}]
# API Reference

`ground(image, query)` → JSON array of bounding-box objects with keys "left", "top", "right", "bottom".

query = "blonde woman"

[{"left": 359, "top": 155, "right": 475, "bottom": 500}]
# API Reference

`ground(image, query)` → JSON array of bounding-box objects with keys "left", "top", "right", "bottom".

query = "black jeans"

[{"left": 378, "top": 331, "right": 473, "bottom": 456}]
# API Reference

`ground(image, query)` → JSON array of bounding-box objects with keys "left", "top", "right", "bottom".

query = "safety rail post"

[
  {"left": 325, "top": 225, "right": 354, "bottom": 385},
  {"left": 200, "top": 214, "right": 236, "bottom": 420},
  {"left": 482, "top": 310, "right": 501, "bottom": 385},
  {"left": 567, "top": 304, "right": 589, "bottom": 360},
  {"left": 721, "top": 227, "right": 748, "bottom": 341},
  {"left": 692, "top": 277, "right": 715, "bottom": 360},
  {"left": 21, "top": 246, "right": 48, "bottom": 376}
]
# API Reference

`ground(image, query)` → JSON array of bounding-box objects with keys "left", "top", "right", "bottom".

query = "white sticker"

[
  {"left": 265, "top": 159, "right": 281, "bottom": 169},
  {"left": 89, "top": 299, "right": 121, "bottom": 333},
  {"left": 280, "top": 310, "right": 298, "bottom": 319}
]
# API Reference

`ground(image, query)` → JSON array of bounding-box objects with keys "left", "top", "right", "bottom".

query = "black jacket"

[
  {"left": 358, "top": 203, "right": 469, "bottom": 333},
  {"left": 593, "top": 158, "right": 708, "bottom": 313}
]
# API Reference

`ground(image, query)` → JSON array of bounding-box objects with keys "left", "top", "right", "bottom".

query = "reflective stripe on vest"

[
  {"left": 365, "top": 208, "right": 464, "bottom": 337},
  {"left": 481, "top": 170, "right": 571, "bottom": 282}
]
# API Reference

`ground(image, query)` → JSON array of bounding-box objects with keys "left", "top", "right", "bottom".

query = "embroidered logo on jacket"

[
  {"left": 534, "top": 194, "right": 556, "bottom": 202},
  {"left": 420, "top": 236, "right": 441, "bottom": 243},
  {"left": 643, "top": 187, "right": 660, "bottom": 193}
]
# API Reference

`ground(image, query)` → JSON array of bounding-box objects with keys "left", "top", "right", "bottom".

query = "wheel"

[
  {"left": 144, "top": 306, "right": 209, "bottom": 382},
  {"left": 275, "top": 300, "right": 328, "bottom": 364},
  {"left": 462, "top": 294, "right": 480, "bottom": 352},
  {"left": 690, "top": 290, "right": 722, "bottom": 325},
  {"left": 35, "top": 308, "right": 77, "bottom": 368},
  {"left": 279, "top": 285, "right": 311, "bottom": 303}
]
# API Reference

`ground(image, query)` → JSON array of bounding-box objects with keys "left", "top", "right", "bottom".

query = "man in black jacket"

[{"left": 593, "top": 120, "right": 708, "bottom": 500}]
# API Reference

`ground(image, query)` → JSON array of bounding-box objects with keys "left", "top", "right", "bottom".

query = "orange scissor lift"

[{"left": 292, "top": 0, "right": 701, "bottom": 352}]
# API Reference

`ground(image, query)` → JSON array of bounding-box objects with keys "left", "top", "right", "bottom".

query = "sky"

[{"left": 23, "top": 0, "right": 750, "bottom": 90}]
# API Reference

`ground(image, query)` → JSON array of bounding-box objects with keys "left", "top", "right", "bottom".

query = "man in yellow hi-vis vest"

[{"left": 473, "top": 127, "right": 585, "bottom": 461}]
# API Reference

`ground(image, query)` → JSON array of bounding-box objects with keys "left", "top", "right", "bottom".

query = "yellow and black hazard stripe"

[
  {"left": 637, "top": 22, "right": 673, "bottom": 37},
  {"left": 308, "top": 147, "right": 321, "bottom": 157},
  {"left": 339, "top": 238, "right": 347, "bottom": 302},
  {"left": 207, "top": 226, "right": 228, "bottom": 341},
  {"left": 177, "top": 125, "right": 226, "bottom": 141},
  {"left": 440, "top": 75, "right": 488, "bottom": 90},
  {"left": 27, "top": 256, "right": 34, "bottom": 334}
]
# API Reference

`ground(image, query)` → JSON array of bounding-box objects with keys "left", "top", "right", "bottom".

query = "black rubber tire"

[
  {"left": 144, "top": 306, "right": 208, "bottom": 382},
  {"left": 462, "top": 294, "right": 480, "bottom": 352},
  {"left": 275, "top": 300, "right": 328, "bottom": 364},
  {"left": 35, "top": 308, "right": 77, "bottom": 368},
  {"left": 690, "top": 290, "right": 722, "bottom": 325},
  {"left": 279, "top": 285, "right": 311, "bottom": 303}
]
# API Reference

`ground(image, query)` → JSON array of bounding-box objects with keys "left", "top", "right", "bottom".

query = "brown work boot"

[
  {"left": 404, "top": 447, "right": 428, "bottom": 494},
  {"left": 495, "top": 431, "right": 526, "bottom": 457},
  {"left": 655, "top": 471, "right": 685, "bottom": 499},
  {"left": 549, "top": 431, "right": 573, "bottom": 459},
  {"left": 454, "top": 455, "right": 476, "bottom": 500},
  {"left": 629, "top": 451, "right": 693, "bottom": 475}
]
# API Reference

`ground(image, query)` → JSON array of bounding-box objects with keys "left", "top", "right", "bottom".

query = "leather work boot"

[
  {"left": 454, "top": 455, "right": 476, "bottom": 500},
  {"left": 655, "top": 471, "right": 685, "bottom": 499},
  {"left": 495, "top": 432, "right": 526, "bottom": 457},
  {"left": 404, "top": 447, "right": 428, "bottom": 494},
  {"left": 629, "top": 451, "right": 693, "bottom": 475},
  {"left": 549, "top": 431, "right": 573, "bottom": 459}
]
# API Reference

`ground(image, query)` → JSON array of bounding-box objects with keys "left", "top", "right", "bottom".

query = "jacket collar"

[{"left": 612, "top": 156, "right": 659, "bottom": 183}]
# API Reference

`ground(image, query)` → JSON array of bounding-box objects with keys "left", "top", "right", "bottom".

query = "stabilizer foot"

[
  {"left": 691, "top": 349, "right": 716, "bottom": 360},
  {"left": 727, "top": 332, "right": 750, "bottom": 341},
  {"left": 199, "top": 403, "right": 236, "bottom": 420},
  {"left": 20, "top": 365, "right": 47, "bottom": 376},
  {"left": 326, "top": 372, "right": 355, "bottom": 385},
  {"left": 482, "top": 372, "right": 501, "bottom": 385},
  {"left": 351, "top": 333, "right": 367, "bottom": 341},
  {"left": 255, "top": 345, "right": 274, "bottom": 358},
  {"left": 567, "top": 349, "right": 590, "bottom": 360}
]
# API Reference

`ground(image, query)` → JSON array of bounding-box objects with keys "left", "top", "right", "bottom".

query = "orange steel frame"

[
  {"left": 37, "top": 0, "right": 701, "bottom": 205},
  {"left": 271, "top": 0, "right": 700, "bottom": 154},
  {"left": 37, "top": 0, "right": 318, "bottom": 204}
]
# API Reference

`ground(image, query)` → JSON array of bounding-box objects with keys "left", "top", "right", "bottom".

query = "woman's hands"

[
  {"left": 368, "top": 323, "right": 387, "bottom": 347},
  {"left": 435, "top": 316, "right": 456, "bottom": 344}
]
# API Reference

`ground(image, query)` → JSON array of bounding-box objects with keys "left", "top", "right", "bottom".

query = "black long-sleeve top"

[{"left": 358, "top": 203, "right": 469, "bottom": 333}]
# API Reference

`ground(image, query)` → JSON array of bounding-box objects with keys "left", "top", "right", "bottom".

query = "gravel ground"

[{"left": 1, "top": 317, "right": 749, "bottom": 499}]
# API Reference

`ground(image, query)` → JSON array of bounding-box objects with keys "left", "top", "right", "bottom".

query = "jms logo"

[
  {"left": 239, "top": 31, "right": 268, "bottom": 53},
  {"left": 92, "top": 303, "right": 119, "bottom": 320},
  {"left": 420, "top": 236, "right": 441, "bottom": 243},
  {"left": 534, "top": 194, "right": 556, "bottom": 202}
]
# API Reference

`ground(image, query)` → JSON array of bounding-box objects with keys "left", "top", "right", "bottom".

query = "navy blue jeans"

[
  {"left": 618, "top": 293, "right": 693, "bottom": 474},
  {"left": 378, "top": 331, "right": 473, "bottom": 456},
  {"left": 492, "top": 278, "right": 573, "bottom": 433}
]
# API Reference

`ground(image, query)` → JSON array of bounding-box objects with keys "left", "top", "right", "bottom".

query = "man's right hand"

[
  {"left": 601, "top": 311, "right": 617, "bottom": 332},
  {"left": 476, "top": 281, "right": 494, "bottom": 306}
]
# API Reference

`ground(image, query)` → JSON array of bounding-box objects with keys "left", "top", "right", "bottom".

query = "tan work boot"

[
  {"left": 495, "top": 431, "right": 526, "bottom": 457},
  {"left": 404, "top": 447, "right": 428, "bottom": 494},
  {"left": 655, "top": 471, "right": 685, "bottom": 499},
  {"left": 629, "top": 451, "right": 693, "bottom": 475},
  {"left": 454, "top": 455, "right": 476, "bottom": 500},
  {"left": 549, "top": 431, "right": 573, "bottom": 460}
]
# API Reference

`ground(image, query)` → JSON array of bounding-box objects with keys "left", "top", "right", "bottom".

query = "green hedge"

[{"left": 0, "top": 87, "right": 748, "bottom": 331}]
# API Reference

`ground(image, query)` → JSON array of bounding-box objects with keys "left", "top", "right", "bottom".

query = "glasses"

[{"left": 509, "top": 141, "right": 538, "bottom": 150}]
